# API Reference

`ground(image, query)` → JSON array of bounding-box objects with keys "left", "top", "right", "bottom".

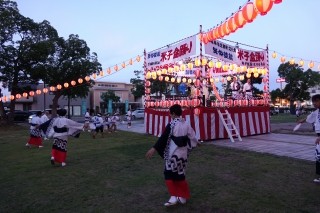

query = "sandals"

[{"left": 177, "top": 197, "right": 187, "bottom": 204}]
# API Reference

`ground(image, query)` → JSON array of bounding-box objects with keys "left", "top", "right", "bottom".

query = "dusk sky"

[{"left": 10, "top": 0, "right": 320, "bottom": 92}]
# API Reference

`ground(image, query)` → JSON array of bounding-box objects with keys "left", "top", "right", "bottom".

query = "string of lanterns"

[
  {"left": 199, "top": 0, "right": 282, "bottom": 43},
  {"left": 271, "top": 51, "right": 320, "bottom": 70},
  {"left": 0, "top": 55, "right": 142, "bottom": 103}
]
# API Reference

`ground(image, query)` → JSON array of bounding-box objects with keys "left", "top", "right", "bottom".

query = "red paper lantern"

[
  {"left": 222, "top": 22, "right": 230, "bottom": 36},
  {"left": 242, "top": 2, "right": 258, "bottom": 23},
  {"left": 195, "top": 79, "right": 201, "bottom": 87},
  {"left": 217, "top": 25, "right": 225, "bottom": 38},
  {"left": 234, "top": 10, "right": 247, "bottom": 28},
  {"left": 49, "top": 86, "right": 55, "bottom": 91},
  {"left": 23, "top": 92, "right": 28, "bottom": 97},
  {"left": 43, "top": 88, "right": 48, "bottom": 93},
  {"left": 227, "top": 17, "right": 238, "bottom": 33},
  {"left": 254, "top": 0, "right": 273, "bottom": 15},
  {"left": 78, "top": 78, "right": 83, "bottom": 84},
  {"left": 195, "top": 69, "right": 201, "bottom": 78},
  {"left": 202, "top": 33, "right": 208, "bottom": 44},
  {"left": 194, "top": 108, "right": 201, "bottom": 116},
  {"left": 206, "top": 31, "right": 213, "bottom": 42},
  {"left": 16, "top": 94, "right": 21, "bottom": 99},
  {"left": 36, "top": 90, "right": 41, "bottom": 95},
  {"left": 145, "top": 81, "right": 151, "bottom": 87},
  {"left": 145, "top": 88, "right": 151, "bottom": 94},
  {"left": 272, "top": 0, "right": 282, "bottom": 4},
  {"left": 158, "top": 76, "right": 164, "bottom": 81},
  {"left": 71, "top": 80, "right": 76, "bottom": 86},
  {"left": 29, "top": 91, "right": 35, "bottom": 96}
]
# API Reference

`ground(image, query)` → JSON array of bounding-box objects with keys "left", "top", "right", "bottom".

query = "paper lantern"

[
  {"left": 71, "top": 80, "right": 76, "bottom": 86},
  {"left": 114, "top": 65, "right": 119, "bottom": 71},
  {"left": 107, "top": 68, "right": 111, "bottom": 74},
  {"left": 280, "top": 56, "right": 286, "bottom": 63},
  {"left": 195, "top": 58, "right": 201, "bottom": 67},
  {"left": 182, "top": 77, "right": 187, "bottom": 83},
  {"left": 198, "top": 33, "right": 203, "bottom": 42},
  {"left": 171, "top": 77, "right": 175, "bottom": 83},
  {"left": 180, "top": 64, "right": 186, "bottom": 71},
  {"left": 195, "top": 69, "right": 201, "bottom": 78},
  {"left": 78, "top": 78, "right": 83, "bottom": 84},
  {"left": 36, "top": 90, "right": 41, "bottom": 95},
  {"left": 64, "top": 83, "right": 69, "bottom": 88},
  {"left": 254, "top": 72, "right": 259, "bottom": 78},
  {"left": 10, "top": 95, "right": 14, "bottom": 100},
  {"left": 136, "top": 55, "right": 141, "bottom": 62},
  {"left": 174, "top": 65, "right": 180, "bottom": 72},
  {"left": 299, "top": 60, "right": 304, "bottom": 67},
  {"left": 23, "top": 92, "right": 28, "bottom": 97},
  {"left": 234, "top": 10, "right": 247, "bottom": 28},
  {"left": 121, "top": 62, "right": 126, "bottom": 69},
  {"left": 206, "top": 31, "right": 213, "bottom": 42},
  {"left": 309, "top": 61, "right": 315, "bottom": 69},
  {"left": 242, "top": 2, "right": 258, "bottom": 23},
  {"left": 145, "top": 88, "right": 151, "bottom": 94},
  {"left": 217, "top": 25, "right": 225, "bottom": 38},
  {"left": 227, "top": 17, "right": 238, "bottom": 33},
  {"left": 187, "top": 79, "right": 192, "bottom": 84},
  {"left": 161, "top": 69, "right": 168, "bottom": 74},
  {"left": 254, "top": 0, "right": 273, "bottom": 15},
  {"left": 202, "top": 58, "right": 208, "bottom": 66},
  {"left": 165, "top": 76, "right": 170, "bottom": 81},
  {"left": 289, "top": 58, "right": 295, "bottom": 65},
  {"left": 202, "top": 33, "right": 208, "bottom": 44},
  {"left": 168, "top": 67, "right": 174, "bottom": 73},
  {"left": 216, "top": 61, "right": 222, "bottom": 68},
  {"left": 15, "top": 94, "right": 21, "bottom": 99},
  {"left": 129, "top": 59, "right": 133, "bottom": 65},
  {"left": 246, "top": 73, "right": 252, "bottom": 78},
  {"left": 187, "top": 63, "right": 193, "bottom": 69},
  {"left": 92, "top": 73, "right": 97, "bottom": 79},
  {"left": 194, "top": 108, "right": 201, "bottom": 116},
  {"left": 85, "top": 76, "right": 90, "bottom": 81},
  {"left": 177, "top": 78, "right": 181, "bottom": 83},
  {"left": 222, "top": 22, "right": 230, "bottom": 36},
  {"left": 222, "top": 64, "right": 229, "bottom": 71},
  {"left": 57, "top": 84, "right": 62, "bottom": 90},
  {"left": 272, "top": 52, "right": 277, "bottom": 58},
  {"left": 49, "top": 86, "right": 55, "bottom": 91},
  {"left": 208, "top": 61, "right": 214, "bottom": 68},
  {"left": 226, "top": 76, "right": 232, "bottom": 81},
  {"left": 29, "top": 91, "right": 35, "bottom": 96},
  {"left": 272, "top": 0, "right": 282, "bottom": 4},
  {"left": 2, "top": 96, "right": 7, "bottom": 102},
  {"left": 158, "top": 76, "right": 164, "bottom": 81},
  {"left": 43, "top": 88, "right": 48, "bottom": 93},
  {"left": 195, "top": 79, "right": 201, "bottom": 87},
  {"left": 99, "top": 70, "right": 104, "bottom": 76}
]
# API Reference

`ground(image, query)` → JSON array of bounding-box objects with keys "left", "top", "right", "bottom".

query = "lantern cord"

[
  {"left": 268, "top": 49, "right": 320, "bottom": 64},
  {"left": 220, "top": 38, "right": 266, "bottom": 51},
  {"left": 148, "top": 32, "right": 200, "bottom": 53}
]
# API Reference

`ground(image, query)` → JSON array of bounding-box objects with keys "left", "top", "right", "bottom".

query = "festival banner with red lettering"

[
  {"left": 204, "top": 40, "right": 267, "bottom": 68},
  {"left": 146, "top": 35, "right": 197, "bottom": 71}
]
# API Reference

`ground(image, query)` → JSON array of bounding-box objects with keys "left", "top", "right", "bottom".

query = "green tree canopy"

[
  {"left": 101, "top": 90, "right": 120, "bottom": 103},
  {"left": 277, "top": 62, "right": 320, "bottom": 113},
  {"left": 130, "top": 70, "right": 144, "bottom": 100},
  {"left": 0, "top": 0, "right": 59, "bottom": 121}
]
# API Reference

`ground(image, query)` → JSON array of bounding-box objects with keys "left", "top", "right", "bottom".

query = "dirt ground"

[{"left": 271, "top": 122, "right": 315, "bottom": 136}]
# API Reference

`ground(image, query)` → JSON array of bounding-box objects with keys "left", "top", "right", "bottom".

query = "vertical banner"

[
  {"left": 81, "top": 99, "right": 86, "bottom": 115},
  {"left": 108, "top": 99, "right": 112, "bottom": 114},
  {"left": 125, "top": 100, "right": 129, "bottom": 112}
]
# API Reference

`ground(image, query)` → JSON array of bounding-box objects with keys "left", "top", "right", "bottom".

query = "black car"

[{"left": 6, "top": 110, "right": 29, "bottom": 122}]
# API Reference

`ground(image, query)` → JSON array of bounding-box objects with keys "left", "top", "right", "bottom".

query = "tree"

[
  {"left": 277, "top": 62, "right": 320, "bottom": 114},
  {"left": 270, "top": 88, "right": 285, "bottom": 105},
  {"left": 101, "top": 90, "right": 120, "bottom": 103},
  {"left": 0, "top": 0, "right": 59, "bottom": 123},
  {"left": 150, "top": 79, "right": 167, "bottom": 96},
  {"left": 130, "top": 70, "right": 144, "bottom": 101},
  {"left": 40, "top": 34, "right": 101, "bottom": 116}
]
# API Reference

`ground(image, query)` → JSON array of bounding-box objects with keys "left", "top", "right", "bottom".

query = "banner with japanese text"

[
  {"left": 146, "top": 35, "right": 197, "bottom": 71},
  {"left": 204, "top": 40, "right": 267, "bottom": 68}
]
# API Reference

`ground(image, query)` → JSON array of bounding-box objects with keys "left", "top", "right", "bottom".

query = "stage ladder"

[{"left": 217, "top": 109, "right": 242, "bottom": 142}]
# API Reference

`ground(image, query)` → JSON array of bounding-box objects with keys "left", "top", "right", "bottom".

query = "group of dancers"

[{"left": 26, "top": 108, "right": 131, "bottom": 167}]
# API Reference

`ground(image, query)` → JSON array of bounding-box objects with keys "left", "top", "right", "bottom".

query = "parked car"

[
  {"left": 131, "top": 109, "right": 145, "bottom": 119},
  {"left": 6, "top": 110, "right": 29, "bottom": 122}
]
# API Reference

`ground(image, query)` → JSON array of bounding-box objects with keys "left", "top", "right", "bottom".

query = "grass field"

[
  {"left": 270, "top": 113, "right": 304, "bottom": 123},
  {"left": 1, "top": 126, "right": 320, "bottom": 213}
]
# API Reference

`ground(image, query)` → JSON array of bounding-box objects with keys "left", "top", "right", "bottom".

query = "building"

[
  {"left": 14, "top": 81, "right": 137, "bottom": 117},
  {"left": 90, "top": 81, "right": 136, "bottom": 114}
]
